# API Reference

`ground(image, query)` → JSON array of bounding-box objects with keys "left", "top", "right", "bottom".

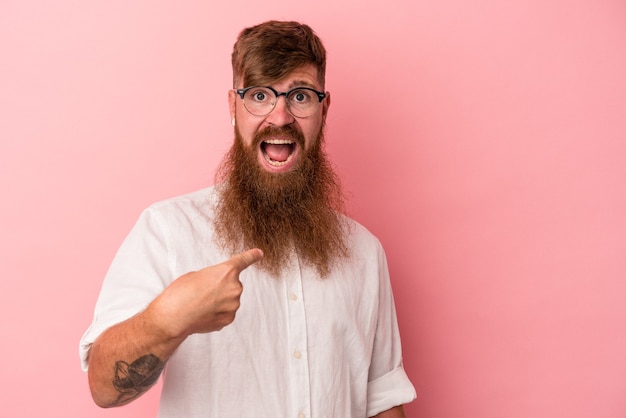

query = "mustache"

[{"left": 254, "top": 125, "right": 305, "bottom": 147}]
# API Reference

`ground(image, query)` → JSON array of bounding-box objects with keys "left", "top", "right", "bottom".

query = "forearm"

[
  {"left": 86, "top": 249, "right": 262, "bottom": 408},
  {"left": 87, "top": 306, "right": 185, "bottom": 408},
  {"left": 372, "top": 405, "right": 406, "bottom": 418}
]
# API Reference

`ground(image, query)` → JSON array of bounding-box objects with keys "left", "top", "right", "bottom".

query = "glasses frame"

[{"left": 234, "top": 86, "right": 327, "bottom": 118}]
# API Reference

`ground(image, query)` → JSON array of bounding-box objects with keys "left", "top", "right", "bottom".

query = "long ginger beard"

[{"left": 213, "top": 124, "right": 349, "bottom": 278}]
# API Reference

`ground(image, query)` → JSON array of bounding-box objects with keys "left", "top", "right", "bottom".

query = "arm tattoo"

[{"left": 112, "top": 354, "right": 165, "bottom": 404}]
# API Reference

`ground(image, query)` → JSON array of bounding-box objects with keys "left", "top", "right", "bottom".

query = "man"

[{"left": 80, "top": 20, "right": 416, "bottom": 417}]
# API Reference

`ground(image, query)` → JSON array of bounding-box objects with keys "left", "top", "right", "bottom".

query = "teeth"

[
  {"left": 263, "top": 153, "right": 292, "bottom": 166},
  {"left": 263, "top": 139, "right": 294, "bottom": 145}
]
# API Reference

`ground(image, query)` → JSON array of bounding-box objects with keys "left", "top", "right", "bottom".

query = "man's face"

[
  {"left": 218, "top": 64, "right": 346, "bottom": 277},
  {"left": 228, "top": 64, "right": 330, "bottom": 174}
]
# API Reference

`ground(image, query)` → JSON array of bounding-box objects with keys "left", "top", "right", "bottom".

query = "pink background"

[{"left": 1, "top": 0, "right": 625, "bottom": 417}]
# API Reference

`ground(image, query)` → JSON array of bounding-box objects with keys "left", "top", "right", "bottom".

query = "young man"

[{"left": 80, "top": 20, "right": 416, "bottom": 417}]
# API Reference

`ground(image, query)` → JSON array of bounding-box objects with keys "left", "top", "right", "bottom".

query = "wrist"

[{"left": 142, "top": 300, "right": 188, "bottom": 347}]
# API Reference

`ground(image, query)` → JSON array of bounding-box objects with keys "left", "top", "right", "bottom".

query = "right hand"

[{"left": 147, "top": 248, "right": 264, "bottom": 339}]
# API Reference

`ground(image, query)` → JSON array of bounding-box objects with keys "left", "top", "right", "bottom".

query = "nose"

[{"left": 266, "top": 95, "right": 295, "bottom": 126}]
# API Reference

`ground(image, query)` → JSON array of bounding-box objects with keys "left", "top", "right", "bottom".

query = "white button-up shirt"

[{"left": 80, "top": 187, "right": 416, "bottom": 417}]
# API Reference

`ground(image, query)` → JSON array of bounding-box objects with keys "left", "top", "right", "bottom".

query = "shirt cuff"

[
  {"left": 367, "top": 365, "right": 417, "bottom": 416},
  {"left": 78, "top": 310, "right": 137, "bottom": 371}
]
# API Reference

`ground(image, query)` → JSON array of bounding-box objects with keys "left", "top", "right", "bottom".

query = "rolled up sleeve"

[{"left": 367, "top": 365, "right": 416, "bottom": 416}]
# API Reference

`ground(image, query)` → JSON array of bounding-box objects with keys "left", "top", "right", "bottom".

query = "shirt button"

[
  {"left": 289, "top": 293, "right": 298, "bottom": 301},
  {"left": 293, "top": 351, "right": 302, "bottom": 359}
]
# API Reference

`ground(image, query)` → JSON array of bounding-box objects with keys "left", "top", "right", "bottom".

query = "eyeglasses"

[{"left": 235, "top": 86, "right": 327, "bottom": 118}]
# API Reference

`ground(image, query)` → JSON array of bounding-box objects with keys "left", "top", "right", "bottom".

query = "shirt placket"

[{"left": 285, "top": 261, "right": 311, "bottom": 418}]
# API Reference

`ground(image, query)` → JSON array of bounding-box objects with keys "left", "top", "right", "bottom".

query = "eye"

[
  {"left": 289, "top": 89, "right": 314, "bottom": 104},
  {"left": 247, "top": 88, "right": 272, "bottom": 103}
]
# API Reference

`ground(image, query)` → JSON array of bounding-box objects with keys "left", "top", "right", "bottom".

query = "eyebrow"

[{"left": 285, "top": 80, "right": 318, "bottom": 90}]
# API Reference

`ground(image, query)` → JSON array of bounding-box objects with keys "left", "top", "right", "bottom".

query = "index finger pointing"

[{"left": 231, "top": 248, "right": 264, "bottom": 272}]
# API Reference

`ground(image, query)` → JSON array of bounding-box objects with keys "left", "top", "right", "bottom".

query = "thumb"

[{"left": 230, "top": 248, "right": 264, "bottom": 272}]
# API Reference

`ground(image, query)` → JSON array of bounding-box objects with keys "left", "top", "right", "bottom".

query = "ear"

[
  {"left": 322, "top": 91, "right": 331, "bottom": 119},
  {"left": 228, "top": 89, "right": 237, "bottom": 122}
]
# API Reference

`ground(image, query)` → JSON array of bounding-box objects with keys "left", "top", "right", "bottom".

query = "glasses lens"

[
  {"left": 287, "top": 88, "right": 318, "bottom": 117},
  {"left": 243, "top": 87, "right": 275, "bottom": 116}
]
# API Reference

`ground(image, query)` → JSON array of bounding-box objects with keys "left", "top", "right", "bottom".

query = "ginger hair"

[{"left": 231, "top": 20, "right": 327, "bottom": 88}]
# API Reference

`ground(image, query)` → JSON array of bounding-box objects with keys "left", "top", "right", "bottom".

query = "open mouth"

[{"left": 261, "top": 139, "right": 297, "bottom": 167}]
